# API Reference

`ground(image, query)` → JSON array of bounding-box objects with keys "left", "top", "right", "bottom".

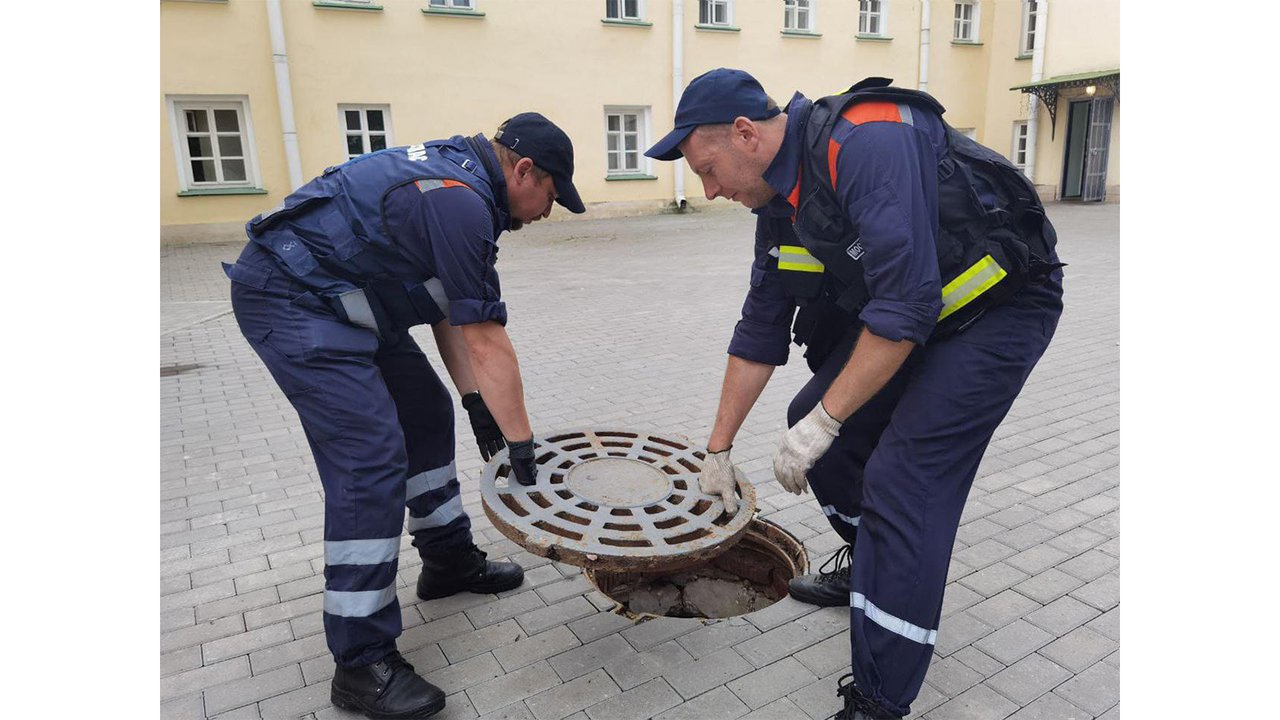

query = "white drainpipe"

[
  {"left": 671, "top": 0, "right": 687, "bottom": 209},
  {"left": 1025, "top": 0, "right": 1048, "bottom": 189},
  {"left": 267, "top": 0, "right": 304, "bottom": 190},
  {"left": 918, "top": 1, "right": 931, "bottom": 92}
]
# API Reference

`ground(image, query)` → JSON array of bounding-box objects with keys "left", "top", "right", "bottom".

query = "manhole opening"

[{"left": 586, "top": 518, "right": 809, "bottom": 620}]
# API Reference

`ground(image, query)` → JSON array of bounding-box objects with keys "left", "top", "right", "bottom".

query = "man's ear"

[
  {"left": 514, "top": 157, "right": 535, "bottom": 184},
  {"left": 732, "top": 117, "right": 759, "bottom": 149}
]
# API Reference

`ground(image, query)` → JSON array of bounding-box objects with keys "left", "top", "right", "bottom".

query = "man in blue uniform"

[
  {"left": 224, "top": 113, "right": 585, "bottom": 719},
  {"left": 646, "top": 69, "right": 1063, "bottom": 719}
]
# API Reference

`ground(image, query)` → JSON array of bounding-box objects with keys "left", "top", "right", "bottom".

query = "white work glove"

[
  {"left": 699, "top": 449, "right": 741, "bottom": 515},
  {"left": 773, "top": 403, "right": 842, "bottom": 495}
]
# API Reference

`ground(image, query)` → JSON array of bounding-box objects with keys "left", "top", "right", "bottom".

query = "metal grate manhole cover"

[{"left": 480, "top": 429, "right": 756, "bottom": 573}]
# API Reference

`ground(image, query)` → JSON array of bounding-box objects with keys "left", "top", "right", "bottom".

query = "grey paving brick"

[
  {"left": 726, "top": 656, "right": 817, "bottom": 710},
  {"left": 743, "top": 596, "right": 817, "bottom": 632},
  {"left": 204, "top": 621, "right": 295, "bottom": 664},
  {"left": 995, "top": 523, "right": 1057, "bottom": 552},
  {"left": 924, "top": 682, "right": 1019, "bottom": 720},
  {"left": 160, "top": 693, "right": 206, "bottom": 720},
  {"left": 549, "top": 633, "right": 635, "bottom": 682},
  {"left": 1085, "top": 607, "right": 1119, "bottom": 642},
  {"left": 495, "top": 625, "right": 582, "bottom": 672},
  {"left": 620, "top": 616, "right": 706, "bottom": 651},
  {"left": 466, "top": 660, "right": 562, "bottom": 716},
  {"left": 161, "top": 645, "right": 204, "bottom": 677},
  {"left": 518, "top": 596, "right": 598, "bottom": 636},
  {"left": 786, "top": 670, "right": 846, "bottom": 720},
  {"left": 735, "top": 607, "right": 846, "bottom": 669},
  {"left": 1057, "top": 549, "right": 1119, "bottom": 583},
  {"left": 162, "top": 614, "right": 247, "bottom": 654},
  {"left": 442, "top": 618, "right": 526, "bottom": 663},
  {"left": 663, "top": 647, "right": 756, "bottom": 699},
  {"left": 399, "top": 612, "right": 476, "bottom": 654},
  {"left": 467, "top": 591, "right": 547, "bottom": 629},
  {"left": 675, "top": 617, "right": 760, "bottom": 660},
  {"left": 160, "top": 578, "right": 238, "bottom": 614},
  {"left": 437, "top": 691, "right": 479, "bottom": 720},
  {"left": 525, "top": 668, "right": 620, "bottom": 720},
  {"left": 257, "top": 680, "right": 332, "bottom": 720},
  {"left": 477, "top": 702, "right": 537, "bottom": 720},
  {"left": 431, "top": 653, "right": 506, "bottom": 695},
  {"left": 793, "top": 632, "right": 849, "bottom": 678},
  {"left": 1052, "top": 660, "right": 1119, "bottom": 716},
  {"left": 1038, "top": 626, "right": 1118, "bottom": 673},
  {"left": 419, "top": 589, "right": 505, "bottom": 622},
  {"left": 967, "top": 589, "right": 1042, "bottom": 629},
  {"left": 1025, "top": 595, "right": 1101, "bottom": 636},
  {"left": 1005, "top": 543, "right": 1072, "bottom": 576},
  {"left": 933, "top": 610, "right": 995, "bottom": 657},
  {"left": 972, "top": 620, "right": 1055, "bottom": 666},
  {"left": 941, "top": 583, "right": 985, "bottom": 618},
  {"left": 567, "top": 612, "right": 634, "bottom": 644},
  {"left": 653, "top": 686, "right": 750, "bottom": 720},
  {"left": 987, "top": 653, "right": 1072, "bottom": 705},
  {"left": 952, "top": 646, "right": 1006, "bottom": 679},
  {"left": 161, "top": 656, "right": 250, "bottom": 702},
  {"left": 1006, "top": 691, "right": 1093, "bottom": 719},
  {"left": 924, "top": 656, "right": 984, "bottom": 698},
  {"left": 957, "top": 562, "right": 1030, "bottom": 598},
  {"left": 953, "top": 539, "right": 1017, "bottom": 570},
  {"left": 535, "top": 576, "right": 594, "bottom": 605},
  {"left": 585, "top": 677, "right": 682, "bottom": 720},
  {"left": 1013, "top": 568, "right": 1086, "bottom": 605},
  {"left": 196, "top": 587, "right": 282, "bottom": 623},
  {"left": 603, "top": 639, "right": 694, "bottom": 691}
]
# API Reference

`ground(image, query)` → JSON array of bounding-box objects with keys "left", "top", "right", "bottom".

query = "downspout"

[
  {"left": 671, "top": 0, "right": 687, "bottom": 209},
  {"left": 267, "top": 0, "right": 304, "bottom": 190},
  {"left": 918, "top": 0, "right": 930, "bottom": 92},
  {"left": 1025, "top": 0, "right": 1048, "bottom": 190}
]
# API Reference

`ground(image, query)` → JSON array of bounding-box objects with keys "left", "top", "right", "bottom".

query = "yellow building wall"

[{"left": 160, "top": 0, "right": 1120, "bottom": 239}]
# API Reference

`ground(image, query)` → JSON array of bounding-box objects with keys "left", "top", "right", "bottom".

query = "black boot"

[
  {"left": 416, "top": 543, "right": 525, "bottom": 600},
  {"left": 829, "top": 673, "right": 901, "bottom": 720},
  {"left": 789, "top": 544, "right": 852, "bottom": 607},
  {"left": 331, "top": 651, "right": 445, "bottom": 719}
]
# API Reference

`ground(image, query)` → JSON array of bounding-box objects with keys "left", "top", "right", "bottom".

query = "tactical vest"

[
  {"left": 238, "top": 135, "right": 509, "bottom": 336},
  {"left": 782, "top": 78, "right": 1062, "bottom": 352}
]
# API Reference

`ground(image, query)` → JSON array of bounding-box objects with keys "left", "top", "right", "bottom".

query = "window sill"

[
  {"left": 1015, "top": 53, "right": 1033, "bottom": 60},
  {"left": 422, "top": 7, "right": 485, "bottom": 18},
  {"left": 178, "top": 187, "right": 268, "bottom": 197},
  {"left": 606, "top": 174, "right": 658, "bottom": 182},
  {"left": 314, "top": 1, "right": 382, "bottom": 10},
  {"left": 781, "top": 29, "right": 821, "bottom": 38},
  {"left": 951, "top": 40, "right": 982, "bottom": 46},
  {"left": 602, "top": 18, "right": 652, "bottom": 27},
  {"left": 695, "top": 23, "right": 740, "bottom": 33},
  {"left": 855, "top": 34, "right": 893, "bottom": 42}
]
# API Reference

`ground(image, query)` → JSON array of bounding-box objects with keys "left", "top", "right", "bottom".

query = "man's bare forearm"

[
  {"left": 821, "top": 327, "right": 915, "bottom": 421},
  {"left": 431, "top": 320, "right": 479, "bottom": 396},
  {"left": 707, "top": 355, "right": 776, "bottom": 452},
  {"left": 461, "top": 321, "right": 532, "bottom": 442}
]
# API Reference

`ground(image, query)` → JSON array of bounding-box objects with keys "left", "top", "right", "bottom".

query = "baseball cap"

[
  {"left": 645, "top": 68, "right": 780, "bottom": 161},
  {"left": 494, "top": 112, "right": 586, "bottom": 214}
]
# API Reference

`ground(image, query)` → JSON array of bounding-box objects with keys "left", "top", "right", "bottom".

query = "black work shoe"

[
  {"left": 789, "top": 544, "right": 852, "bottom": 607},
  {"left": 829, "top": 673, "right": 901, "bottom": 720},
  {"left": 416, "top": 544, "right": 525, "bottom": 600},
  {"left": 331, "top": 651, "right": 445, "bottom": 719}
]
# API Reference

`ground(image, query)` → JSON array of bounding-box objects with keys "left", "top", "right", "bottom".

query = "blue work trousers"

[
  {"left": 787, "top": 275, "right": 1063, "bottom": 717},
  {"left": 226, "top": 243, "right": 473, "bottom": 668}
]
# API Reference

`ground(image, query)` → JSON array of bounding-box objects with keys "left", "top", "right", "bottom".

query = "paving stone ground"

[{"left": 160, "top": 202, "right": 1119, "bottom": 720}]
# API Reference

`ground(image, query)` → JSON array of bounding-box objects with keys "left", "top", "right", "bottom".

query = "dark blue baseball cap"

[
  {"left": 645, "top": 68, "right": 780, "bottom": 161},
  {"left": 494, "top": 112, "right": 585, "bottom": 214}
]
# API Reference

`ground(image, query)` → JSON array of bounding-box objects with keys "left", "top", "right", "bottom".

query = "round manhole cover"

[{"left": 480, "top": 429, "right": 756, "bottom": 573}]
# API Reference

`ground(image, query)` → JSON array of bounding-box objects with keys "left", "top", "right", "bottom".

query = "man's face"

[
  {"left": 506, "top": 161, "right": 557, "bottom": 231},
  {"left": 680, "top": 124, "right": 778, "bottom": 209}
]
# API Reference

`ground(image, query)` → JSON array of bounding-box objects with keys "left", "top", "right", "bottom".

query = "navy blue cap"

[
  {"left": 494, "top": 112, "right": 585, "bottom": 214},
  {"left": 645, "top": 68, "right": 780, "bottom": 161}
]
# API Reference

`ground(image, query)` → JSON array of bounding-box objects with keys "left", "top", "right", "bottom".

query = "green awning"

[{"left": 1010, "top": 69, "right": 1119, "bottom": 139}]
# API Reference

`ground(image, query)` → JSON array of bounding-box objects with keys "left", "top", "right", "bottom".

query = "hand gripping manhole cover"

[{"left": 480, "top": 429, "right": 756, "bottom": 573}]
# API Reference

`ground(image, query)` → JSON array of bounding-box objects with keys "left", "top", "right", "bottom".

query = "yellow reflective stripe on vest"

[
  {"left": 778, "top": 244, "right": 825, "bottom": 273},
  {"left": 938, "top": 255, "right": 1007, "bottom": 321}
]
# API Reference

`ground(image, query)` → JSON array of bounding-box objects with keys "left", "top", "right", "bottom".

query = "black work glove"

[
  {"left": 507, "top": 438, "right": 538, "bottom": 486},
  {"left": 461, "top": 392, "right": 505, "bottom": 462}
]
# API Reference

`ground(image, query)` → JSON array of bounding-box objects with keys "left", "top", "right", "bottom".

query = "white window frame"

[
  {"left": 1020, "top": 0, "right": 1038, "bottom": 55},
  {"left": 783, "top": 0, "right": 815, "bottom": 32},
  {"left": 338, "top": 104, "right": 394, "bottom": 161},
  {"left": 858, "top": 0, "right": 887, "bottom": 36},
  {"left": 605, "top": 0, "right": 643, "bottom": 21},
  {"left": 166, "top": 95, "right": 262, "bottom": 192},
  {"left": 1012, "top": 121, "right": 1029, "bottom": 173},
  {"left": 699, "top": 0, "right": 733, "bottom": 26},
  {"left": 604, "top": 106, "right": 651, "bottom": 177},
  {"left": 957, "top": 127, "right": 977, "bottom": 141},
  {"left": 953, "top": 1, "right": 980, "bottom": 42},
  {"left": 429, "top": 0, "right": 472, "bottom": 9}
]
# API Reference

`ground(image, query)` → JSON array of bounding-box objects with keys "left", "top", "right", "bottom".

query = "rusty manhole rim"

[{"left": 480, "top": 428, "right": 757, "bottom": 573}]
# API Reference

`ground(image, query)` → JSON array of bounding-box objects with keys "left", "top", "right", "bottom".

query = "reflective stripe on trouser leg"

[
  {"left": 847, "top": 279, "right": 1063, "bottom": 718},
  {"left": 230, "top": 277, "right": 410, "bottom": 668},
  {"left": 375, "top": 333, "right": 473, "bottom": 553}
]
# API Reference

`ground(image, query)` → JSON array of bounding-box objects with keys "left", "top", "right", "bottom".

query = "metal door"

[{"left": 1082, "top": 97, "right": 1114, "bottom": 202}]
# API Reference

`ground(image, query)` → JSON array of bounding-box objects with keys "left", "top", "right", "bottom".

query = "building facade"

[{"left": 160, "top": 0, "right": 1120, "bottom": 242}]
